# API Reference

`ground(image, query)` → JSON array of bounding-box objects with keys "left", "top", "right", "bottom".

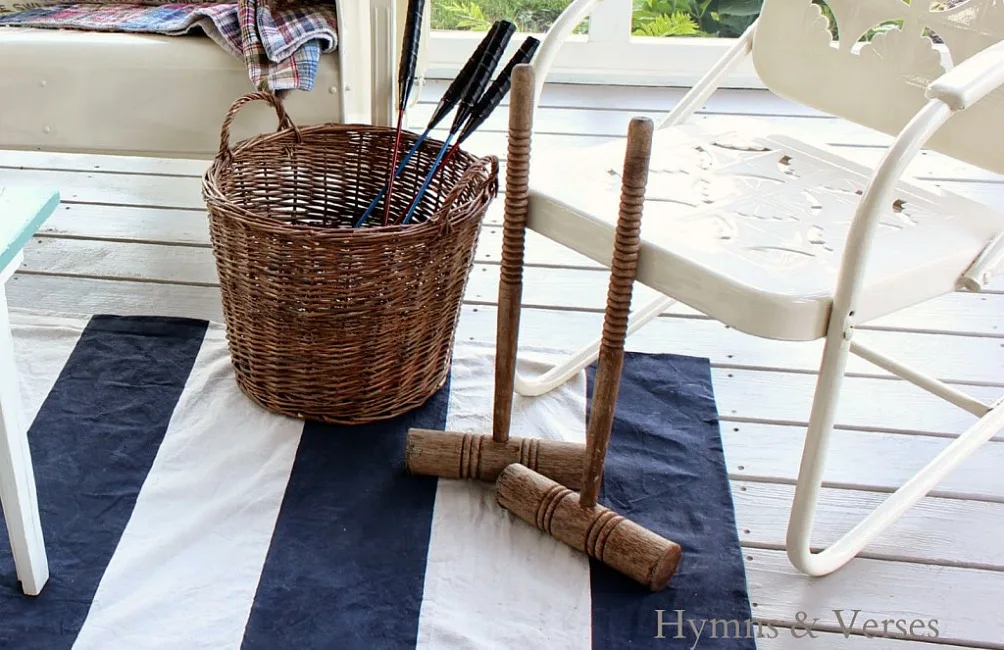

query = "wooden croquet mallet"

[
  {"left": 404, "top": 64, "right": 586, "bottom": 488},
  {"left": 495, "top": 113, "right": 683, "bottom": 592}
]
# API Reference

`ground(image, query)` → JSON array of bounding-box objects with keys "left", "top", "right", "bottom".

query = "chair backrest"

[{"left": 750, "top": 0, "right": 1004, "bottom": 175}]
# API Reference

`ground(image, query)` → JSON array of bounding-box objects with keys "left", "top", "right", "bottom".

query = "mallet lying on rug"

[
  {"left": 495, "top": 93, "right": 682, "bottom": 592},
  {"left": 405, "top": 64, "right": 586, "bottom": 488}
]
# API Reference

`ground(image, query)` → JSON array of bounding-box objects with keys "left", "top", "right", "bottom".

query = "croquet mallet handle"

[
  {"left": 493, "top": 63, "right": 535, "bottom": 444},
  {"left": 578, "top": 116, "right": 653, "bottom": 508}
]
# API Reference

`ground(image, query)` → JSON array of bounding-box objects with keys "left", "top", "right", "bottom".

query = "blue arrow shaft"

[
  {"left": 400, "top": 133, "right": 455, "bottom": 225},
  {"left": 354, "top": 124, "right": 434, "bottom": 227}
]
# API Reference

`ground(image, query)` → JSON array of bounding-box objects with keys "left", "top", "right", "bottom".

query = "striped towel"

[
  {"left": 0, "top": 0, "right": 337, "bottom": 91},
  {"left": 0, "top": 310, "right": 755, "bottom": 649}
]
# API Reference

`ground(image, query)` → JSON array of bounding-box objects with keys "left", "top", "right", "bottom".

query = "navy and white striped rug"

[{"left": 0, "top": 311, "right": 754, "bottom": 649}]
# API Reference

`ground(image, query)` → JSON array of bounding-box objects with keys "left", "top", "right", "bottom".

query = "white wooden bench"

[{"left": 0, "top": 0, "right": 422, "bottom": 157}]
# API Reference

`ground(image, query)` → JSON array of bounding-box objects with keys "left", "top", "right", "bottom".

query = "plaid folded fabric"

[
  {"left": 237, "top": 0, "right": 336, "bottom": 91},
  {"left": 0, "top": 1, "right": 338, "bottom": 91}
]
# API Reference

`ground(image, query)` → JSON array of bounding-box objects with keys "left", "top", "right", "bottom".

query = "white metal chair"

[{"left": 515, "top": 0, "right": 1004, "bottom": 576}]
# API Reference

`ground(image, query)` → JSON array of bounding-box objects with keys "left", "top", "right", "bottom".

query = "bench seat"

[{"left": 0, "top": 0, "right": 407, "bottom": 157}]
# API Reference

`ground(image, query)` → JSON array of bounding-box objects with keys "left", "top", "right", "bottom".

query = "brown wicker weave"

[{"left": 202, "top": 92, "right": 498, "bottom": 425}]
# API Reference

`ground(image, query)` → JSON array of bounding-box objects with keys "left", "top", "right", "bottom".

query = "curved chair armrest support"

[
  {"left": 838, "top": 55, "right": 1004, "bottom": 309},
  {"left": 927, "top": 40, "right": 1004, "bottom": 290},
  {"left": 926, "top": 39, "right": 1004, "bottom": 111},
  {"left": 961, "top": 230, "right": 1004, "bottom": 291},
  {"left": 658, "top": 21, "right": 757, "bottom": 129},
  {"left": 530, "top": 0, "right": 604, "bottom": 112},
  {"left": 829, "top": 99, "right": 956, "bottom": 327}
]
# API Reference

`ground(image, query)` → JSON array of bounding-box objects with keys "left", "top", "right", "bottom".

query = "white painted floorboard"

[{"left": 2, "top": 82, "right": 1002, "bottom": 649}]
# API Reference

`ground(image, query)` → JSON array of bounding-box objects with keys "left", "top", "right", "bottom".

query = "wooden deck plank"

[
  {"left": 457, "top": 305, "right": 1002, "bottom": 438},
  {"left": 24, "top": 227, "right": 1004, "bottom": 336},
  {"left": 711, "top": 366, "right": 998, "bottom": 438},
  {"left": 0, "top": 149, "right": 211, "bottom": 177},
  {"left": 7, "top": 273, "right": 225, "bottom": 320},
  {"left": 0, "top": 167, "right": 204, "bottom": 210},
  {"left": 744, "top": 549, "right": 1004, "bottom": 648},
  {"left": 3, "top": 135, "right": 1001, "bottom": 214},
  {"left": 724, "top": 422, "right": 1004, "bottom": 502},
  {"left": 6, "top": 133, "right": 1002, "bottom": 185},
  {"left": 33, "top": 200, "right": 1004, "bottom": 297},
  {"left": 18, "top": 237, "right": 1004, "bottom": 386},
  {"left": 7, "top": 274, "right": 1001, "bottom": 442},
  {"left": 733, "top": 482, "right": 1004, "bottom": 569}
]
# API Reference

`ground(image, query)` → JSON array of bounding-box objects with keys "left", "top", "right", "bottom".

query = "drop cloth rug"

[{"left": 0, "top": 310, "right": 755, "bottom": 649}]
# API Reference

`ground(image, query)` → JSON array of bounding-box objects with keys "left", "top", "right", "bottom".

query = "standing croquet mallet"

[{"left": 404, "top": 64, "right": 586, "bottom": 488}]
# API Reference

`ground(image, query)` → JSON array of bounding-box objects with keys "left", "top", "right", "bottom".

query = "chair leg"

[
  {"left": 786, "top": 323, "right": 1003, "bottom": 577},
  {"left": 0, "top": 284, "right": 48, "bottom": 595},
  {"left": 513, "top": 294, "right": 676, "bottom": 397}
]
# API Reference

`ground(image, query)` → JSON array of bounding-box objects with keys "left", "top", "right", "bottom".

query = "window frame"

[{"left": 423, "top": 0, "right": 764, "bottom": 90}]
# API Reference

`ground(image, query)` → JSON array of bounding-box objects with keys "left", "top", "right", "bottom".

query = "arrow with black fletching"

[
  {"left": 380, "top": 0, "right": 426, "bottom": 226},
  {"left": 398, "top": 20, "right": 515, "bottom": 225},
  {"left": 353, "top": 21, "right": 511, "bottom": 228},
  {"left": 430, "top": 36, "right": 540, "bottom": 210}
]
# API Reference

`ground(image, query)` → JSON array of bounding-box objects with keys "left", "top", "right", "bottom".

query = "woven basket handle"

[
  {"left": 217, "top": 92, "right": 301, "bottom": 160},
  {"left": 432, "top": 155, "right": 499, "bottom": 233},
  {"left": 438, "top": 155, "right": 499, "bottom": 212}
]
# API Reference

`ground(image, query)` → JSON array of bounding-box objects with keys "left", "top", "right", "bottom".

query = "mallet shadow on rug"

[{"left": 405, "top": 64, "right": 683, "bottom": 592}]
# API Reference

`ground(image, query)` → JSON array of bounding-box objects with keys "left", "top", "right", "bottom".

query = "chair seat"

[{"left": 528, "top": 118, "right": 1004, "bottom": 341}]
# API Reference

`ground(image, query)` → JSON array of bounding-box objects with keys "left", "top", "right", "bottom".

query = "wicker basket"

[{"left": 202, "top": 92, "right": 499, "bottom": 425}]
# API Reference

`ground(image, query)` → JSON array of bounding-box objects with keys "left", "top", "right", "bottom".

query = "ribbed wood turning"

[
  {"left": 579, "top": 116, "right": 654, "bottom": 508},
  {"left": 496, "top": 463, "right": 682, "bottom": 591},
  {"left": 493, "top": 63, "right": 535, "bottom": 444},
  {"left": 405, "top": 428, "right": 586, "bottom": 487}
]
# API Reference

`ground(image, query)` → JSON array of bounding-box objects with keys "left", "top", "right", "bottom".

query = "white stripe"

[
  {"left": 73, "top": 324, "right": 304, "bottom": 650},
  {"left": 416, "top": 341, "right": 592, "bottom": 650},
  {"left": 11, "top": 309, "right": 90, "bottom": 426}
]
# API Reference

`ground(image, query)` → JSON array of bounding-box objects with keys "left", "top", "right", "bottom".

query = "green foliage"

[
  {"left": 435, "top": 1, "right": 493, "bottom": 30},
  {"left": 632, "top": 11, "right": 701, "bottom": 37},
  {"left": 631, "top": 0, "right": 701, "bottom": 36},
  {"left": 695, "top": 0, "right": 762, "bottom": 37},
  {"left": 865, "top": 20, "right": 903, "bottom": 39},
  {"left": 813, "top": 1, "right": 945, "bottom": 42},
  {"left": 430, "top": 0, "right": 937, "bottom": 41},
  {"left": 433, "top": 0, "right": 585, "bottom": 33},
  {"left": 430, "top": 0, "right": 764, "bottom": 37}
]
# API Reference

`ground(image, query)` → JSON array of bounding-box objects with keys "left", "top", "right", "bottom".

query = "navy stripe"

[
  {"left": 589, "top": 353, "right": 755, "bottom": 649},
  {"left": 0, "top": 315, "right": 209, "bottom": 648},
  {"left": 241, "top": 381, "right": 451, "bottom": 650}
]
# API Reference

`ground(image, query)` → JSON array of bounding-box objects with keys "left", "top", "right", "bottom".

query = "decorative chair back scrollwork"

[{"left": 751, "top": 0, "right": 1004, "bottom": 174}]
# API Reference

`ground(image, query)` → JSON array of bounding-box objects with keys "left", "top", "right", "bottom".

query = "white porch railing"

[{"left": 424, "top": 0, "right": 763, "bottom": 88}]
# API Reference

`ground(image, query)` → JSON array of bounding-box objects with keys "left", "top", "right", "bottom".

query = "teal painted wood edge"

[{"left": 0, "top": 190, "right": 60, "bottom": 273}]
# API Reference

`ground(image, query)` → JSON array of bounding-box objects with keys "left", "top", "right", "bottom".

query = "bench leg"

[{"left": 0, "top": 283, "right": 48, "bottom": 595}]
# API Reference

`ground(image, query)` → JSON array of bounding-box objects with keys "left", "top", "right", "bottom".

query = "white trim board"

[
  {"left": 425, "top": 31, "right": 765, "bottom": 89},
  {"left": 425, "top": 32, "right": 958, "bottom": 91}
]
